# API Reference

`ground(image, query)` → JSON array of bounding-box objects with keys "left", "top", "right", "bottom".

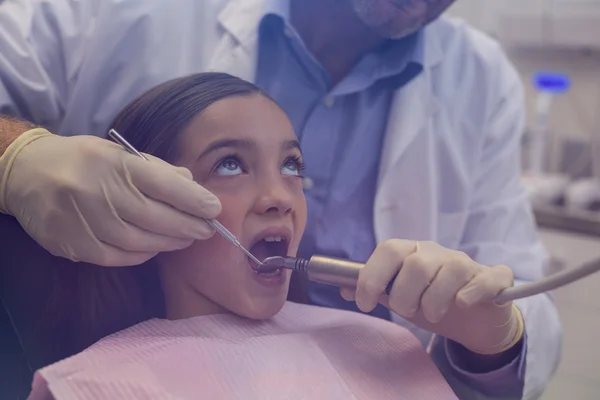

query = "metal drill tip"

[
  {"left": 263, "top": 256, "right": 286, "bottom": 268},
  {"left": 256, "top": 256, "right": 286, "bottom": 274}
]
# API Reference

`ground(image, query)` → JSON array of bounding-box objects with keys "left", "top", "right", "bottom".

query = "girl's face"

[{"left": 157, "top": 94, "right": 307, "bottom": 320}]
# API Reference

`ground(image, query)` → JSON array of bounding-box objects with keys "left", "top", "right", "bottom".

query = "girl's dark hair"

[
  {"left": 113, "top": 72, "right": 264, "bottom": 162},
  {"left": 41, "top": 73, "right": 264, "bottom": 361}
]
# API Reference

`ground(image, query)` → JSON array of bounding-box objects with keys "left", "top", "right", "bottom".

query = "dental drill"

[
  {"left": 106, "top": 129, "right": 600, "bottom": 302},
  {"left": 260, "top": 254, "right": 600, "bottom": 303}
]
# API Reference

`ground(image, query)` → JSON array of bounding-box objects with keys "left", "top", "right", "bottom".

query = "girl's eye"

[
  {"left": 281, "top": 156, "right": 305, "bottom": 176},
  {"left": 214, "top": 157, "right": 243, "bottom": 176}
]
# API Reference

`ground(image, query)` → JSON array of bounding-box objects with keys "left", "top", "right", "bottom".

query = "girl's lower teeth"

[{"left": 259, "top": 268, "right": 281, "bottom": 277}]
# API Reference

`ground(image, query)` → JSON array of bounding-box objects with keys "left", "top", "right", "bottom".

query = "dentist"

[{"left": 0, "top": 1, "right": 560, "bottom": 398}]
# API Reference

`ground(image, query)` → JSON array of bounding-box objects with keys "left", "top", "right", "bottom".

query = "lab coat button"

[{"left": 323, "top": 96, "right": 334, "bottom": 108}]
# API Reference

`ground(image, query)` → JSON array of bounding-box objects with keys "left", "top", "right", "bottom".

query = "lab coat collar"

[
  {"left": 376, "top": 19, "right": 446, "bottom": 187},
  {"left": 217, "top": 0, "right": 267, "bottom": 47},
  {"left": 417, "top": 18, "right": 445, "bottom": 69},
  {"left": 209, "top": 0, "right": 267, "bottom": 81},
  {"left": 376, "top": 20, "right": 446, "bottom": 199}
]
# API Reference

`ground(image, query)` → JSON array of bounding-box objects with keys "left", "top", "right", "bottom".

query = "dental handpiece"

[
  {"left": 107, "top": 129, "right": 263, "bottom": 266},
  {"left": 261, "top": 254, "right": 600, "bottom": 303}
]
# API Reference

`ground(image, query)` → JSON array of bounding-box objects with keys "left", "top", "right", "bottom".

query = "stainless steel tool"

[{"left": 107, "top": 129, "right": 263, "bottom": 266}]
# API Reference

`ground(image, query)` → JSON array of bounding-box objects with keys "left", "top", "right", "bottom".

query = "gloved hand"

[
  {"left": 0, "top": 128, "right": 221, "bottom": 266},
  {"left": 341, "top": 239, "right": 524, "bottom": 355}
]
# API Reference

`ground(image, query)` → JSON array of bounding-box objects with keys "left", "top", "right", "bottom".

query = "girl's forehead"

[{"left": 181, "top": 96, "right": 296, "bottom": 147}]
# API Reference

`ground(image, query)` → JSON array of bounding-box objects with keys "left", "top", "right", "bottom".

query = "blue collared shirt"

[
  {"left": 254, "top": 1, "right": 524, "bottom": 396},
  {"left": 255, "top": 0, "right": 422, "bottom": 321}
]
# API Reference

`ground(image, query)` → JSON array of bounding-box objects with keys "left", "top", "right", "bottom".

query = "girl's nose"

[{"left": 253, "top": 176, "right": 295, "bottom": 216}]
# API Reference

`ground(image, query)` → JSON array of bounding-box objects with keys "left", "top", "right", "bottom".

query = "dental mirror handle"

[
  {"left": 107, "top": 129, "right": 262, "bottom": 266},
  {"left": 274, "top": 254, "right": 600, "bottom": 303}
]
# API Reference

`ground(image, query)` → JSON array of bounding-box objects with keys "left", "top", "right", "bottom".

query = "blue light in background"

[{"left": 533, "top": 72, "right": 571, "bottom": 94}]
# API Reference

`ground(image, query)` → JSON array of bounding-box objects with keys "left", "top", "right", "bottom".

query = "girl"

[{"left": 28, "top": 73, "right": 456, "bottom": 399}]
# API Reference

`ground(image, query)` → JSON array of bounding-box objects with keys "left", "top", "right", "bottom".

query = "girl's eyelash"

[
  {"left": 213, "top": 153, "right": 245, "bottom": 173},
  {"left": 287, "top": 155, "right": 306, "bottom": 172},
  {"left": 212, "top": 153, "right": 306, "bottom": 174}
]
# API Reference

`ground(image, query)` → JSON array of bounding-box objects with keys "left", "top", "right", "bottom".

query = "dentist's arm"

[
  {"left": 437, "top": 49, "right": 560, "bottom": 399},
  {"left": 1, "top": 1, "right": 223, "bottom": 266},
  {"left": 0, "top": 119, "right": 222, "bottom": 266},
  {"left": 0, "top": 116, "right": 33, "bottom": 155},
  {"left": 0, "top": 0, "right": 88, "bottom": 130}
]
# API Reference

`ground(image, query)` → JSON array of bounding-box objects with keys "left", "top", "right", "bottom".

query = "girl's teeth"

[
  {"left": 264, "top": 236, "right": 283, "bottom": 242},
  {"left": 258, "top": 267, "right": 282, "bottom": 276}
]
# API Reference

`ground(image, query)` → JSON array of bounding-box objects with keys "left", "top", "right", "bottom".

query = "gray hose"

[{"left": 495, "top": 257, "right": 600, "bottom": 302}]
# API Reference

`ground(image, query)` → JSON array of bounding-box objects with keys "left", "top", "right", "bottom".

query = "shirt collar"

[
  {"left": 217, "top": 0, "right": 441, "bottom": 70},
  {"left": 261, "top": 0, "right": 424, "bottom": 68}
]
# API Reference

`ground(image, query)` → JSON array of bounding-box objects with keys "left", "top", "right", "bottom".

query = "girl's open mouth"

[{"left": 248, "top": 235, "right": 289, "bottom": 276}]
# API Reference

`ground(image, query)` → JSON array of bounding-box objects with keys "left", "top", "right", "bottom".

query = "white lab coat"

[{"left": 0, "top": 0, "right": 561, "bottom": 398}]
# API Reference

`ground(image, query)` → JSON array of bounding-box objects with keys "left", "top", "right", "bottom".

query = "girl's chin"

[{"left": 234, "top": 296, "right": 288, "bottom": 321}]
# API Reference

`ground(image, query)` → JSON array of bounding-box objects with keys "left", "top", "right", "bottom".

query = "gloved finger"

[
  {"left": 341, "top": 287, "right": 388, "bottom": 306},
  {"left": 144, "top": 153, "right": 196, "bottom": 180},
  {"left": 116, "top": 195, "right": 215, "bottom": 241},
  {"left": 172, "top": 166, "right": 195, "bottom": 180},
  {"left": 127, "top": 156, "right": 222, "bottom": 219},
  {"left": 456, "top": 265, "right": 514, "bottom": 308},
  {"left": 143, "top": 154, "right": 190, "bottom": 174},
  {"left": 88, "top": 214, "right": 195, "bottom": 253},
  {"left": 151, "top": 156, "right": 200, "bottom": 183},
  {"left": 419, "top": 255, "right": 479, "bottom": 323},
  {"left": 356, "top": 239, "right": 416, "bottom": 313},
  {"left": 63, "top": 240, "right": 158, "bottom": 267},
  {"left": 340, "top": 286, "right": 356, "bottom": 301},
  {"left": 98, "top": 247, "right": 157, "bottom": 267},
  {"left": 388, "top": 251, "right": 443, "bottom": 318}
]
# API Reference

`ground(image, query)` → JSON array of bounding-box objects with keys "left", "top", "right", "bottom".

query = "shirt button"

[
  {"left": 302, "top": 177, "right": 314, "bottom": 191},
  {"left": 323, "top": 96, "right": 335, "bottom": 108}
]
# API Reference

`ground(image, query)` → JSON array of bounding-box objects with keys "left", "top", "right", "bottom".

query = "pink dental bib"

[{"left": 29, "top": 302, "right": 457, "bottom": 399}]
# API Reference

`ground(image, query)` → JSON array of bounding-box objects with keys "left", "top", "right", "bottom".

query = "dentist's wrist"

[
  {"left": 447, "top": 309, "right": 524, "bottom": 373},
  {"left": 463, "top": 304, "right": 524, "bottom": 355},
  {"left": 0, "top": 127, "right": 54, "bottom": 214},
  {"left": 496, "top": 304, "right": 524, "bottom": 353}
]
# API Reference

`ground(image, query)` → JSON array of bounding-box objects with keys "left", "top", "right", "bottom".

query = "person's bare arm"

[{"left": 0, "top": 116, "right": 39, "bottom": 156}]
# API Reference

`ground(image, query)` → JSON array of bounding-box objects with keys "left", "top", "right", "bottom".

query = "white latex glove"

[
  {"left": 0, "top": 129, "right": 221, "bottom": 266},
  {"left": 341, "top": 239, "right": 524, "bottom": 355}
]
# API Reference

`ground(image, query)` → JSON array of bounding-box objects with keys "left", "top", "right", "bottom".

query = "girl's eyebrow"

[
  {"left": 283, "top": 139, "right": 302, "bottom": 154},
  {"left": 198, "top": 138, "right": 302, "bottom": 161},
  {"left": 197, "top": 139, "right": 254, "bottom": 162}
]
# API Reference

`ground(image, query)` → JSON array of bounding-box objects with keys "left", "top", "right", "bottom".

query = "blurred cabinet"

[
  {"left": 447, "top": 0, "right": 600, "bottom": 50},
  {"left": 551, "top": 0, "right": 600, "bottom": 48},
  {"left": 496, "top": 0, "right": 548, "bottom": 47}
]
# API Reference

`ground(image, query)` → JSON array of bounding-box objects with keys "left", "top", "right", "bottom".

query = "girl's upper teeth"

[{"left": 264, "top": 236, "right": 283, "bottom": 242}]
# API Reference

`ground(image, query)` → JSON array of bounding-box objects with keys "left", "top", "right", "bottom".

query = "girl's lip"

[
  {"left": 247, "top": 226, "right": 293, "bottom": 249},
  {"left": 250, "top": 266, "right": 286, "bottom": 287},
  {"left": 246, "top": 227, "right": 292, "bottom": 273}
]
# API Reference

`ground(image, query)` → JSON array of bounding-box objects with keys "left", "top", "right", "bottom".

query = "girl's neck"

[{"left": 160, "top": 266, "right": 228, "bottom": 320}]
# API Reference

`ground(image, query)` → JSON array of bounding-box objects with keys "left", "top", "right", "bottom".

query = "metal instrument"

[
  {"left": 107, "top": 129, "right": 262, "bottom": 266},
  {"left": 260, "top": 254, "right": 600, "bottom": 303}
]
